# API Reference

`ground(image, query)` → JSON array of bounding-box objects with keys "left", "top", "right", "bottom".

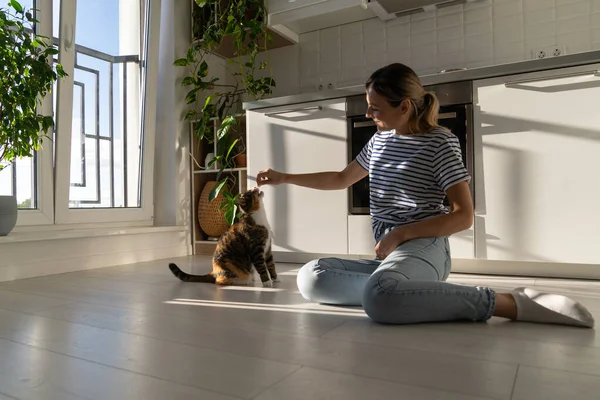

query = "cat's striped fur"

[{"left": 169, "top": 187, "right": 278, "bottom": 287}]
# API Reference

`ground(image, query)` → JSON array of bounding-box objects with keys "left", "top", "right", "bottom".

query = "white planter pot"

[{"left": 0, "top": 195, "right": 18, "bottom": 236}]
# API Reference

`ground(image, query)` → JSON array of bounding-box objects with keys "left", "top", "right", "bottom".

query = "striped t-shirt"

[{"left": 355, "top": 126, "right": 470, "bottom": 240}]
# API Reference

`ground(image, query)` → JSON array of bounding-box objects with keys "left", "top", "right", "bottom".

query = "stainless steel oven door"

[
  {"left": 438, "top": 105, "right": 475, "bottom": 204},
  {"left": 347, "top": 117, "right": 376, "bottom": 215}
]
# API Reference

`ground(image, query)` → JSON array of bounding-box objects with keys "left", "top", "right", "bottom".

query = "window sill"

[{"left": 0, "top": 225, "right": 187, "bottom": 244}]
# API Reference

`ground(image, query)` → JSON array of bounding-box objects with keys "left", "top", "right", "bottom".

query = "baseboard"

[
  {"left": 451, "top": 259, "right": 600, "bottom": 280},
  {"left": 0, "top": 227, "right": 192, "bottom": 282}
]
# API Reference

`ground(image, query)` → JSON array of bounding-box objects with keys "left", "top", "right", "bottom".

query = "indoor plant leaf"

[
  {"left": 9, "top": 0, "right": 23, "bottom": 13},
  {"left": 224, "top": 203, "right": 238, "bottom": 226},
  {"left": 173, "top": 57, "right": 189, "bottom": 67},
  {"left": 208, "top": 179, "right": 227, "bottom": 202},
  {"left": 225, "top": 138, "right": 239, "bottom": 161}
]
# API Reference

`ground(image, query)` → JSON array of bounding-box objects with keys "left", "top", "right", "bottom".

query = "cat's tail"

[{"left": 168, "top": 263, "right": 216, "bottom": 283}]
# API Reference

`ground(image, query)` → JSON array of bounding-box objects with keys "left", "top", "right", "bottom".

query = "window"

[
  {"left": 0, "top": 157, "right": 36, "bottom": 209},
  {"left": 2, "top": 0, "right": 159, "bottom": 227},
  {"left": 1, "top": 0, "right": 53, "bottom": 226},
  {"left": 0, "top": 0, "right": 36, "bottom": 209}
]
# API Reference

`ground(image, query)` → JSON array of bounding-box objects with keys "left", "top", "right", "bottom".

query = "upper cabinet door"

[
  {"left": 246, "top": 99, "right": 349, "bottom": 255},
  {"left": 473, "top": 64, "right": 600, "bottom": 265}
]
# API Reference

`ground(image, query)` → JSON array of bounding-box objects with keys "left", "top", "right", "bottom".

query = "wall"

[
  {"left": 268, "top": 0, "right": 600, "bottom": 95},
  {"left": 255, "top": 45, "right": 301, "bottom": 98}
]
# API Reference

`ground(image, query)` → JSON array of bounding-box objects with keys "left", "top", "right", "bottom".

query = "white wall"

[
  {"left": 268, "top": 0, "right": 600, "bottom": 95},
  {"left": 255, "top": 45, "right": 301, "bottom": 98}
]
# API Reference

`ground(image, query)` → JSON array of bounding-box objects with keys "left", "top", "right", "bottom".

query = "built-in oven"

[{"left": 346, "top": 80, "right": 474, "bottom": 215}]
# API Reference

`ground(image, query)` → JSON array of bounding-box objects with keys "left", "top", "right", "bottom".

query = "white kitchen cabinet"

[
  {"left": 246, "top": 99, "right": 349, "bottom": 255},
  {"left": 448, "top": 228, "right": 475, "bottom": 260},
  {"left": 349, "top": 215, "right": 474, "bottom": 259},
  {"left": 348, "top": 215, "right": 376, "bottom": 256},
  {"left": 266, "top": 0, "right": 369, "bottom": 32},
  {"left": 473, "top": 64, "right": 600, "bottom": 265}
]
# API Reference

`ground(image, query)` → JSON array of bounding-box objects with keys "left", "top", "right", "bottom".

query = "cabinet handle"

[
  {"left": 504, "top": 70, "right": 599, "bottom": 86},
  {"left": 265, "top": 106, "right": 322, "bottom": 117}
]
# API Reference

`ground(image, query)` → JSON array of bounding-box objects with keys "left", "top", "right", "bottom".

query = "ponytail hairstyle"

[{"left": 365, "top": 63, "right": 440, "bottom": 134}]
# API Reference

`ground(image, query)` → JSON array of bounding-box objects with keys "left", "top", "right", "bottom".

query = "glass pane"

[
  {"left": 0, "top": 0, "right": 35, "bottom": 16},
  {"left": 68, "top": 0, "right": 143, "bottom": 209},
  {"left": 1, "top": 0, "right": 37, "bottom": 210},
  {"left": 0, "top": 158, "right": 36, "bottom": 209}
]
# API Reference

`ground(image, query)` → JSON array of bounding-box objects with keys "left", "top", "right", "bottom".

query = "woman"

[{"left": 256, "top": 63, "right": 594, "bottom": 328}]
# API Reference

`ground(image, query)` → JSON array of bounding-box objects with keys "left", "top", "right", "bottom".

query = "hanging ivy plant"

[{"left": 174, "top": 0, "right": 276, "bottom": 225}]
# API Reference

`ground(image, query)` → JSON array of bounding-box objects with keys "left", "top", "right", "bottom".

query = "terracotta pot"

[{"left": 234, "top": 153, "right": 247, "bottom": 168}]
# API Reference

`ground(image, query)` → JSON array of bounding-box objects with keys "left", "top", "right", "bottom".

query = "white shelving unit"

[{"left": 189, "top": 116, "right": 247, "bottom": 254}]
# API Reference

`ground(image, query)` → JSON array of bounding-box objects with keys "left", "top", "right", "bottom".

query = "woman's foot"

[{"left": 494, "top": 287, "right": 595, "bottom": 328}]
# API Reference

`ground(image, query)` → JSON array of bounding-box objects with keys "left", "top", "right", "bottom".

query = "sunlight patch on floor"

[
  {"left": 164, "top": 298, "right": 367, "bottom": 317},
  {"left": 219, "top": 286, "right": 287, "bottom": 292},
  {"left": 277, "top": 269, "right": 300, "bottom": 276}
]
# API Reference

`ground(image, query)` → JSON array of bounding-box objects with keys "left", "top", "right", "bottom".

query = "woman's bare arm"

[
  {"left": 257, "top": 160, "right": 368, "bottom": 190},
  {"left": 394, "top": 180, "right": 474, "bottom": 240}
]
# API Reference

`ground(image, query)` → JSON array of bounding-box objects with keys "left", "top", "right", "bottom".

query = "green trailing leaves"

[
  {"left": 216, "top": 116, "right": 235, "bottom": 140},
  {"left": 219, "top": 192, "right": 241, "bottom": 225},
  {"left": 208, "top": 179, "right": 227, "bottom": 202},
  {"left": 181, "top": 76, "right": 196, "bottom": 86},
  {"left": 174, "top": 57, "right": 189, "bottom": 67},
  {"left": 174, "top": 0, "right": 276, "bottom": 226},
  {"left": 225, "top": 139, "right": 239, "bottom": 161},
  {"left": 224, "top": 203, "right": 238, "bottom": 225},
  {"left": 184, "top": 109, "right": 198, "bottom": 121},
  {"left": 0, "top": 1, "right": 66, "bottom": 169}
]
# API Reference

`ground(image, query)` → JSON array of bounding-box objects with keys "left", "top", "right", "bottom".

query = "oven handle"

[
  {"left": 353, "top": 120, "right": 376, "bottom": 128},
  {"left": 438, "top": 112, "right": 457, "bottom": 120},
  {"left": 352, "top": 112, "right": 457, "bottom": 129}
]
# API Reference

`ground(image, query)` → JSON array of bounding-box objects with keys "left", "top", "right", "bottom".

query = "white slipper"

[{"left": 512, "top": 287, "right": 595, "bottom": 328}]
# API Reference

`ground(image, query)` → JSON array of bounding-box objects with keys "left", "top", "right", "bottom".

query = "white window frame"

[
  {"left": 14, "top": 0, "right": 54, "bottom": 226},
  {"left": 53, "top": 0, "right": 160, "bottom": 225}
]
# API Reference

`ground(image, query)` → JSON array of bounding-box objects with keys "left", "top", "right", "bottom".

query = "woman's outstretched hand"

[{"left": 257, "top": 168, "right": 286, "bottom": 187}]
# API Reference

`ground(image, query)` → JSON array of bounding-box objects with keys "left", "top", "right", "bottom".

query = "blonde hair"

[{"left": 365, "top": 63, "right": 440, "bottom": 134}]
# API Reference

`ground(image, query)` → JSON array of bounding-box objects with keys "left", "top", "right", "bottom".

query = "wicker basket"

[{"left": 198, "top": 181, "right": 229, "bottom": 238}]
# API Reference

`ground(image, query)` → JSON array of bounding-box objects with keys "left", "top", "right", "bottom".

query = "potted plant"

[
  {"left": 233, "top": 141, "right": 246, "bottom": 168},
  {"left": 0, "top": 0, "right": 66, "bottom": 235},
  {"left": 174, "top": 0, "right": 275, "bottom": 225}
]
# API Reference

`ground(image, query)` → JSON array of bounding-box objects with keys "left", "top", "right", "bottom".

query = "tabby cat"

[{"left": 168, "top": 187, "right": 279, "bottom": 287}]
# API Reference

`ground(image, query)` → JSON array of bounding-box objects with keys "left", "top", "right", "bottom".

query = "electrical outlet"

[
  {"left": 533, "top": 45, "right": 567, "bottom": 60},
  {"left": 552, "top": 45, "right": 566, "bottom": 57}
]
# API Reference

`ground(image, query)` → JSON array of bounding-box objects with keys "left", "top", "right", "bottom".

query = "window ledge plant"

[
  {"left": 174, "top": 0, "right": 275, "bottom": 225},
  {"left": 0, "top": 0, "right": 66, "bottom": 235}
]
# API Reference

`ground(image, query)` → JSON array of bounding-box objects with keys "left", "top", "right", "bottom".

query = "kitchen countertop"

[{"left": 242, "top": 49, "right": 600, "bottom": 111}]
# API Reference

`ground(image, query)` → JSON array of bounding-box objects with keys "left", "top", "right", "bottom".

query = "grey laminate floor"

[{"left": 0, "top": 255, "right": 599, "bottom": 400}]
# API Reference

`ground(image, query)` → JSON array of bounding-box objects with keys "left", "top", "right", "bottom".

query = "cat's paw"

[
  {"left": 272, "top": 277, "right": 281, "bottom": 283},
  {"left": 262, "top": 280, "right": 273, "bottom": 288}
]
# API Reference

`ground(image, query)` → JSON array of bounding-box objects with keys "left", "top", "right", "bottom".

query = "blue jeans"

[{"left": 296, "top": 234, "right": 496, "bottom": 324}]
